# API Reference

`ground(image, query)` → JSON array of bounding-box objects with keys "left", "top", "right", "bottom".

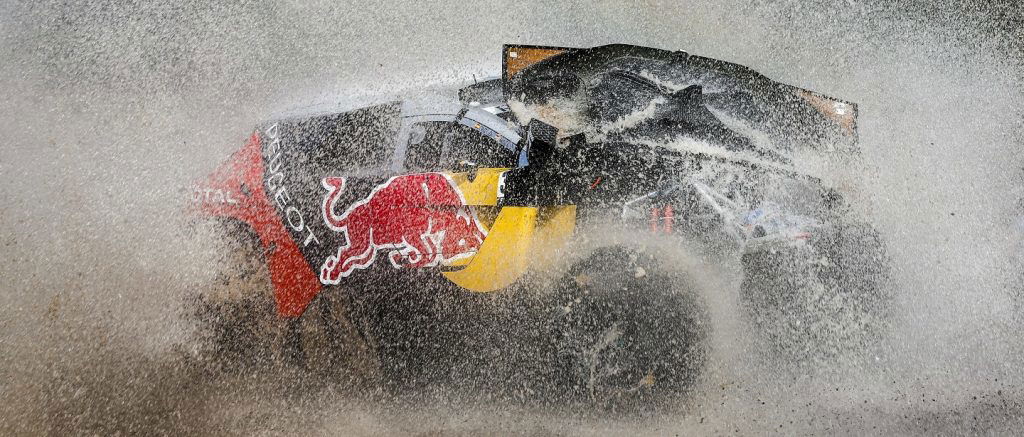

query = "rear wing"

[
  {"left": 500, "top": 43, "right": 859, "bottom": 155},
  {"left": 502, "top": 44, "right": 577, "bottom": 83}
]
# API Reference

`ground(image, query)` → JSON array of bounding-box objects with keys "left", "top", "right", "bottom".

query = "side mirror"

[{"left": 522, "top": 119, "right": 559, "bottom": 167}]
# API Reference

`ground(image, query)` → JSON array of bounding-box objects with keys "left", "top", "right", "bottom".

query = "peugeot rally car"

[{"left": 187, "top": 44, "right": 889, "bottom": 409}]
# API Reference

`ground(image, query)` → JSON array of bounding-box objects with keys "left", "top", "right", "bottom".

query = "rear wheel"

[{"left": 740, "top": 219, "right": 890, "bottom": 366}]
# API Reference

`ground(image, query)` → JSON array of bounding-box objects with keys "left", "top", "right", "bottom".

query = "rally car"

[{"left": 188, "top": 44, "right": 889, "bottom": 409}]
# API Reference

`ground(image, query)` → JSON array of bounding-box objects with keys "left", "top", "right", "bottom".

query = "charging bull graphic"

[{"left": 319, "top": 173, "right": 489, "bottom": 285}]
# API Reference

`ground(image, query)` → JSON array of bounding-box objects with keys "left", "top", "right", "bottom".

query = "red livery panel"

[
  {"left": 319, "top": 173, "right": 488, "bottom": 284},
  {"left": 190, "top": 133, "right": 321, "bottom": 317}
]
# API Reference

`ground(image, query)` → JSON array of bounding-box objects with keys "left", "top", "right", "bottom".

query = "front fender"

[{"left": 188, "top": 133, "right": 321, "bottom": 317}]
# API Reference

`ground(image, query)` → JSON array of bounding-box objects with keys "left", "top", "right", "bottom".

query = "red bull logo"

[{"left": 319, "top": 173, "right": 488, "bottom": 285}]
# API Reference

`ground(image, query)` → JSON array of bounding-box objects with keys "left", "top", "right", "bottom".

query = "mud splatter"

[{"left": 1, "top": 0, "right": 1022, "bottom": 435}]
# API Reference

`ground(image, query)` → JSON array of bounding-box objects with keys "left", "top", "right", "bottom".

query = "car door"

[
  {"left": 369, "top": 109, "right": 521, "bottom": 268},
  {"left": 314, "top": 105, "right": 523, "bottom": 282},
  {"left": 399, "top": 110, "right": 520, "bottom": 173}
]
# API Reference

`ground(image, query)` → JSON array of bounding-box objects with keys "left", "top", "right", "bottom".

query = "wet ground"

[{"left": 1, "top": 0, "right": 1023, "bottom": 435}]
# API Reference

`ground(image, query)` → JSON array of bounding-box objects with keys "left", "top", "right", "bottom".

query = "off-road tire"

[
  {"left": 740, "top": 219, "right": 890, "bottom": 366},
  {"left": 543, "top": 246, "right": 708, "bottom": 412},
  {"left": 186, "top": 222, "right": 291, "bottom": 371},
  {"left": 187, "top": 221, "right": 381, "bottom": 385}
]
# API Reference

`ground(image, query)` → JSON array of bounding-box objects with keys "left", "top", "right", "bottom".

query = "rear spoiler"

[
  {"left": 500, "top": 43, "right": 859, "bottom": 154},
  {"left": 502, "top": 44, "right": 577, "bottom": 83},
  {"left": 457, "top": 45, "right": 579, "bottom": 107}
]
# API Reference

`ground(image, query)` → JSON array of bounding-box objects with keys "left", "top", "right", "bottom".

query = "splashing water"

[{"left": 1, "top": 0, "right": 1022, "bottom": 435}]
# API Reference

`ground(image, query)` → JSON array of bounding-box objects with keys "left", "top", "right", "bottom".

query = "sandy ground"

[{"left": 1, "top": 0, "right": 1022, "bottom": 435}]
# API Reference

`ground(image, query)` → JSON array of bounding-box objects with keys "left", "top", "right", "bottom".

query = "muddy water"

[{"left": 1, "top": 0, "right": 1022, "bottom": 435}]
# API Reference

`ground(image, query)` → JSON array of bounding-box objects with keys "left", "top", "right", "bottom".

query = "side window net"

[{"left": 405, "top": 120, "right": 517, "bottom": 172}]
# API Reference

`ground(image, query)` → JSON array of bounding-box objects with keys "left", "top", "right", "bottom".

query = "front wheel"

[
  {"left": 185, "top": 220, "right": 380, "bottom": 387},
  {"left": 543, "top": 247, "right": 709, "bottom": 412},
  {"left": 185, "top": 221, "right": 292, "bottom": 371}
]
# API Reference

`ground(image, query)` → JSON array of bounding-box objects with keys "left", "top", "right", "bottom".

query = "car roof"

[{"left": 267, "top": 87, "right": 468, "bottom": 120}]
